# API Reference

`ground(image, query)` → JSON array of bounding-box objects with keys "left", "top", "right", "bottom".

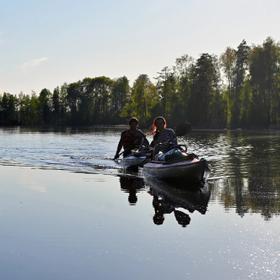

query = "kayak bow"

[{"left": 143, "top": 158, "right": 208, "bottom": 182}]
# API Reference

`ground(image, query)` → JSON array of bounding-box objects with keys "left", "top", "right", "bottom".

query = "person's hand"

[{"left": 114, "top": 153, "right": 119, "bottom": 160}]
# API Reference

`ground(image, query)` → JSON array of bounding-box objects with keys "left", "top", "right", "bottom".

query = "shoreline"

[{"left": 0, "top": 125, "right": 280, "bottom": 134}]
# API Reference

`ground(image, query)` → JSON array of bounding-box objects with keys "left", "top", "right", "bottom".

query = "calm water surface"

[{"left": 0, "top": 127, "right": 279, "bottom": 279}]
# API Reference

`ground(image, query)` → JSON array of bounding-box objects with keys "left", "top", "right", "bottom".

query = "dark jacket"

[
  {"left": 115, "top": 129, "right": 149, "bottom": 157},
  {"left": 151, "top": 128, "right": 177, "bottom": 147}
]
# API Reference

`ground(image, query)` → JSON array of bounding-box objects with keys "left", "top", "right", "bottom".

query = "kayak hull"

[
  {"left": 146, "top": 177, "right": 210, "bottom": 214},
  {"left": 120, "top": 155, "right": 147, "bottom": 169},
  {"left": 143, "top": 158, "right": 208, "bottom": 183}
]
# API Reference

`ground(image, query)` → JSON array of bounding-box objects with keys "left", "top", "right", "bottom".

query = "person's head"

[
  {"left": 152, "top": 116, "right": 167, "bottom": 133},
  {"left": 153, "top": 213, "right": 164, "bottom": 225},
  {"left": 174, "top": 210, "right": 191, "bottom": 227},
  {"left": 128, "top": 193, "right": 137, "bottom": 205},
  {"left": 128, "top": 117, "right": 139, "bottom": 130}
]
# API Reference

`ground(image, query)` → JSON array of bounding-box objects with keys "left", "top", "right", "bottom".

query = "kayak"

[
  {"left": 143, "top": 157, "right": 208, "bottom": 182},
  {"left": 146, "top": 177, "right": 210, "bottom": 214},
  {"left": 119, "top": 154, "right": 147, "bottom": 169}
]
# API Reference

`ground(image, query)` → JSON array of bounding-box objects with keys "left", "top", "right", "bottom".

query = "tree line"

[{"left": 1, "top": 37, "right": 280, "bottom": 129}]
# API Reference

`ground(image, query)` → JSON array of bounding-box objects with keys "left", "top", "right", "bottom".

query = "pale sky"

[{"left": 0, "top": 0, "right": 279, "bottom": 94}]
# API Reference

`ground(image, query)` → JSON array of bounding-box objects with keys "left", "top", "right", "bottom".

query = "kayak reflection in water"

[
  {"left": 151, "top": 191, "right": 191, "bottom": 227},
  {"left": 150, "top": 116, "right": 178, "bottom": 157},
  {"left": 114, "top": 117, "right": 149, "bottom": 160},
  {"left": 147, "top": 177, "right": 211, "bottom": 227},
  {"left": 119, "top": 176, "right": 145, "bottom": 205}
]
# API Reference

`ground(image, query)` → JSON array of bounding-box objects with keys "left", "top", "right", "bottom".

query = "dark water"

[{"left": 0, "top": 128, "right": 279, "bottom": 279}]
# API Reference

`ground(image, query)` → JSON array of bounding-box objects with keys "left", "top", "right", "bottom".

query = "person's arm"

[
  {"left": 150, "top": 132, "right": 158, "bottom": 148},
  {"left": 143, "top": 137, "right": 149, "bottom": 147},
  {"left": 169, "top": 129, "right": 178, "bottom": 145},
  {"left": 140, "top": 131, "right": 149, "bottom": 148}
]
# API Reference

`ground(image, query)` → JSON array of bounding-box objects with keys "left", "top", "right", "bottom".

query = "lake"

[{"left": 0, "top": 127, "right": 279, "bottom": 279}]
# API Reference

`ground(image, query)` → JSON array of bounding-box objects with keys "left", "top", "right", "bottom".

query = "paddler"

[
  {"left": 114, "top": 117, "right": 149, "bottom": 160},
  {"left": 150, "top": 116, "right": 177, "bottom": 155}
]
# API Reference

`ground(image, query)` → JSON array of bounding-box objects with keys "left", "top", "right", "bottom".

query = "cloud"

[{"left": 20, "top": 57, "right": 49, "bottom": 71}]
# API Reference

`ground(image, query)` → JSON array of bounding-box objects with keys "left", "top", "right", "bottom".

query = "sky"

[{"left": 0, "top": 0, "right": 280, "bottom": 94}]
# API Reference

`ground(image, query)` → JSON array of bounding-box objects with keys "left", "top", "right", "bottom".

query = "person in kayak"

[
  {"left": 114, "top": 117, "right": 149, "bottom": 159},
  {"left": 150, "top": 116, "right": 177, "bottom": 156}
]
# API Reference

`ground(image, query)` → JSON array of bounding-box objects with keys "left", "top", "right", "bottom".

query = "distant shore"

[{"left": 0, "top": 125, "right": 280, "bottom": 134}]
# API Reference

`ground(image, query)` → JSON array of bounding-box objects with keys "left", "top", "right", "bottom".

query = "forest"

[{"left": 1, "top": 37, "right": 280, "bottom": 129}]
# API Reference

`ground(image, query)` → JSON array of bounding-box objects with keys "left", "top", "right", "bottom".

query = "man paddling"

[{"left": 114, "top": 117, "right": 149, "bottom": 160}]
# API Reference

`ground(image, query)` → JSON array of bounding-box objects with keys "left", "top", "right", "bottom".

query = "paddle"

[{"left": 111, "top": 151, "right": 124, "bottom": 161}]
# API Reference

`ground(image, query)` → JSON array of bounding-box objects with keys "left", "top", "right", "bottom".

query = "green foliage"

[
  {"left": 18, "top": 93, "right": 39, "bottom": 125},
  {"left": 1, "top": 37, "right": 280, "bottom": 129},
  {"left": 121, "top": 74, "right": 159, "bottom": 125},
  {"left": 232, "top": 40, "right": 250, "bottom": 127},
  {"left": 239, "top": 80, "right": 253, "bottom": 127},
  {"left": 0, "top": 93, "right": 18, "bottom": 125},
  {"left": 188, "top": 53, "right": 221, "bottom": 127},
  {"left": 39, "top": 88, "right": 52, "bottom": 125},
  {"left": 249, "top": 37, "right": 280, "bottom": 127},
  {"left": 111, "top": 77, "right": 130, "bottom": 123},
  {"left": 156, "top": 67, "right": 179, "bottom": 121},
  {"left": 220, "top": 47, "right": 236, "bottom": 127}
]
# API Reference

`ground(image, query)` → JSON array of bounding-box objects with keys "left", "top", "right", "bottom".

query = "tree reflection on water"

[
  {"left": 207, "top": 131, "right": 280, "bottom": 220},
  {"left": 118, "top": 131, "right": 280, "bottom": 222}
]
